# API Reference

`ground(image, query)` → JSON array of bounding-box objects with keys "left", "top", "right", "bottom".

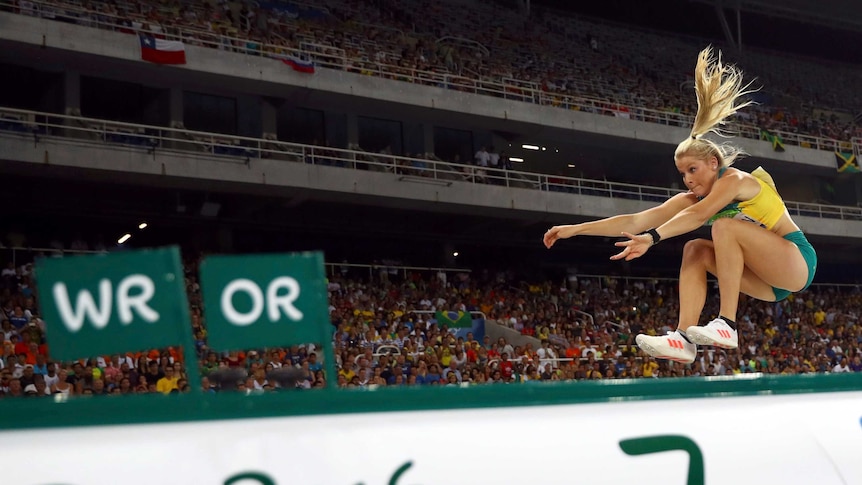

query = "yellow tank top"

[{"left": 706, "top": 167, "right": 785, "bottom": 230}]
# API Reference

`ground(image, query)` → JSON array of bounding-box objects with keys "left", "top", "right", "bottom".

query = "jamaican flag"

[
  {"left": 759, "top": 128, "right": 785, "bottom": 152},
  {"left": 836, "top": 151, "right": 860, "bottom": 173},
  {"left": 435, "top": 310, "right": 473, "bottom": 328}
]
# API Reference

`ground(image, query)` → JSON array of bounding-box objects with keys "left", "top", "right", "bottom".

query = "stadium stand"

[
  {"left": 2, "top": 0, "right": 862, "bottom": 398},
  {"left": 2, "top": 105, "right": 860, "bottom": 217},
  {"left": 1, "top": 244, "right": 861, "bottom": 397},
  {"left": 3, "top": 0, "right": 861, "bottom": 152}
]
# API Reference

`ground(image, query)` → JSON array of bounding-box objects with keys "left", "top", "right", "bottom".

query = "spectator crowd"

[
  {"left": 2, "top": 247, "right": 862, "bottom": 399},
  {"left": 2, "top": 0, "right": 861, "bottom": 403},
  {"left": 4, "top": 0, "right": 862, "bottom": 148}
]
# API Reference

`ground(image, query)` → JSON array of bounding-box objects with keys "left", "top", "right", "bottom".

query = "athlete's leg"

[
  {"left": 710, "top": 218, "right": 808, "bottom": 322},
  {"left": 639, "top": 237, "right": 781, "bottom": 359},
  {"left": 638, "top": 220, "right": 806, "bottom": 361},
  {"left": 678, "top": 238, "right": 777, "bottom": 331},
  {"left": 685, "top": 219, "right": 807, "bottom": 349},
  {"left": 677, "top": 239, "right": 710, "bottom": 333}
]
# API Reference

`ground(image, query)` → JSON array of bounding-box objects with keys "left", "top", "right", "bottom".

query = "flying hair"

[{"left": 675, "top": 46, "right": 759, "bottom": 167}]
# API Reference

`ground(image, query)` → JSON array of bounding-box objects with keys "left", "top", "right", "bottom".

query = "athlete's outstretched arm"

[
  {"left": 612, "top": 174, "right": 743, "bottom": 261},
  {"left": 544, "top": 192, "right": 696, "bottom": 248}
]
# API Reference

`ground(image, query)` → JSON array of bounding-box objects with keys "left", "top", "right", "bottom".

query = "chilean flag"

[
  {"left": 139, "top": 35, "right": 186, "bottom": 65},
  {"left": 280, "top": 55, "right": 315, "bottom": 74}
]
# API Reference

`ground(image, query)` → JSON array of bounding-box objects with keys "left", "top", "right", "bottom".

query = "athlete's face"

[{"left": 675, "top": 155, "right": 719, "bottom": 197}]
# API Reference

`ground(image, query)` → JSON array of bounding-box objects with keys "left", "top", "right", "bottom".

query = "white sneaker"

[
  {"left": 685, "top": 318, "right": 738, "bottom": 349},
  {"left": 635, "top": 331, "right": 696, "bottom": 364}
]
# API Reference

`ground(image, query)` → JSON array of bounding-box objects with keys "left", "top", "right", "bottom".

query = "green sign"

[
  {"left": 200, "top": 252, "right": 329, "bottom": 351},
  {"left": 36, "top": 247, "right": 191, "bottom": 361}
]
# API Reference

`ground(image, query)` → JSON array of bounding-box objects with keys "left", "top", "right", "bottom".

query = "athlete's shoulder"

[
  {"left": 719, "top": 166, "right": 748, "bottom": 179},
  {"left": 714, "top": 166, "right": 749, "bottom": 191}
]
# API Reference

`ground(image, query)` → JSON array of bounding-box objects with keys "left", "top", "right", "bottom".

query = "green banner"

[
  {"left": 36, "top": 247, "right": 190, "bottom": 361},
  {"left": 435, "top": 310, "right": 473, "bottom": 328},
  {"left": 200, "top": 252, "right": 329, "bottom": 350}
]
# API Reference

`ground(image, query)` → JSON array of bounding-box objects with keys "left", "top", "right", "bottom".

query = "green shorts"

[{"left": 772, "top": 231, "right": 817, "bottom": 301}]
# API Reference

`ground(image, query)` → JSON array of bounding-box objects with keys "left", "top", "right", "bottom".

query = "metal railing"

[
  {"left": 325, "top": 261, "right": 471, "bottom": 279},
  {"left": 2, "top": 106, "right": 862, "bottom": 222},
  {"left": 0, "top": 245, "right": 471, "bottom": 275},
  {"left": 1, "top": 0, "right": 856, "bottom": 157},
  {"left": 559, "top": 273, "right": 862, "bottom": 290},
  {"left": 0, "top": 246, "right": 108, "bottom": 266}
]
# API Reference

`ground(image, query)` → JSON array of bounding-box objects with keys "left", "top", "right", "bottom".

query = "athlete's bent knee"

[
  {"left": 709, "top": 217, "right": 742, "bottom": 239},
  {"left": 682, "top": 238, "right": 714, "bottom": 263}
]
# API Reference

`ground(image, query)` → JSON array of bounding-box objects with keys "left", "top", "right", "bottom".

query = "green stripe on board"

[{"left": 1, "top": 372, "right": 860, "bottom": 431}]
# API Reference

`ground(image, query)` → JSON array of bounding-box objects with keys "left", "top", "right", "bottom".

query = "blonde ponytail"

[{"left": 675, "top": 46, "right": 758, "bottom": 167}]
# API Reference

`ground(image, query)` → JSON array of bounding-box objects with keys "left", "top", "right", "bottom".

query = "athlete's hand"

[
  {"left": 610, "top": 232, "right": 653, "bottom": 261},
  {"left": 543, "top": 225, "right": 575, "bottom": 249}
]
